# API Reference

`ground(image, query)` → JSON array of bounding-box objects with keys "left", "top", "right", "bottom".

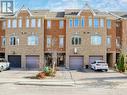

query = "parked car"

[
  {"left": 90, "top": 60, "right": 108, "bottom": 71},
  {"left": 0, "top": 58, "right": 10, "bottom": 72}
]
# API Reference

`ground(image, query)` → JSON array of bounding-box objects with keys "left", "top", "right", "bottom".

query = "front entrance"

[
  {"left": 45, "top": 53, "right": 52, "bottom": 66},
  {"left": 57, "top": 53, "right": 65, "bottom": 67},
  {"left": 69, "top": 56, "right": 84, "bottom": 70},
  {"left": 107, "top": 53, "right": 113, "bottom": 67},
  {"left": 8, "top": 55, "right": 21, "bottom": 68}
]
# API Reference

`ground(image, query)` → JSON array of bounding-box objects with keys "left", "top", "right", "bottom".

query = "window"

[
  {"left": 12, "top": 19, "right": 17, "bottom": 28},
  {"left": 91, "top": 35, "right": 102, "bottom": 45},
  {"left": 81, "top": 18, "right": 85, "bottom": 28},
  {"left": 2, "top": 36, "right": 6, "bottom": 46},
  {"left": 116, "top": 37, "right": 120, "bottom": 48},
  {"left": 28, "top": 35, "right": 38, "bottom": 45},
  {"left": 18, "top": 19, "right": 22, "bottom": 28},
  {"left": 72, "top": 36, "right": 81, "bottom": 45},
  {"left": 10, "top": 36, "right": 16, "bottom": 45},
  {"left": 74, "top": 18, "right": 79, "bottom": 27},
  {"left": 107, "top": 19, "right": 111, "bottom": 29},
  {"left": 100, "top": 19, "right": 104, "bottom": 28},
  {"left": 107, "top": 36, "right": 111, "bottom": 46},
  {"left": 47, "top": 20, "right": 51, "bottom": 28},
  {"left": 8, "top": 19, "right": 11, "bottom": 28},
  {"left": 47, "top": 36, "right": 51, "bottom": 48},
  {"left": 26, "top": 18, "right": 29, "bottom": 28},
  {"left": 59, "top": 20, "right": 64, "bottom": 29},
  {"left": 94, "top": 18, "right": 99, "bottom": 28},
  {"left": 88, "top": 16, "right": 92, "bottom": 27},
  {"left": 69, "top": 19, "right": 73, "bottom": 28},
  {"left": 38, "top": 19, "right": 41, "bottom": 28},
  {"left": 2, "top": 21, "right": 6, "bottom": 29},
  {"left": 31, "top": 19, "right": 36, "bottom": 27},
  {"left": 59, "top": 36, "right": 64, "bottom": 48}
]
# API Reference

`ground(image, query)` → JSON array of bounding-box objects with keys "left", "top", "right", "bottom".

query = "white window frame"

[
  {"left": 38, "top": 19, "right": 41, "bottom": 28},
  {"left": 1, "top": 36, "right": 6, "bottom": 46},
  {"left": 28, "top": 35, "right": 38, "bottom": 45},
  {"left": 26, "top": 18, "right": 29, "bottom": 28},
  {"left": 31, "top": 19, "right": 36, "bottom": 28},
  {"left": 2, "top": 21, "right": 6, "bottom": 29},
  {"left": 69, "top": 19, "right": 73, "bottom": 28},
  {"left": 91, "top": 35, "right": 102, "bottom": 45},
  {"left": 59, "top": 20, "right": 64, "bottom": 29},
  {"left": 47, "top": 36, "right": 51, "bottom": 48},
  {"left": 12, "top": 19, "right": 17, "bottom": 28},
  {"left": 8, "top": 19, "right": 11, "bottom": 28},
  {"left": 47, "top": 20, "right": 51, "bottom": 29},
  {"left": 18, "top": 18, "right": 22, "bottom": 28},
  {"left": 59, "top": 36, "right": 64, "bottom": 48}
]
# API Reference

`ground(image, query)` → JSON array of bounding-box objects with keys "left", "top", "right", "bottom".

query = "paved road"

[{"left": 0, "top": 69, "right": 127, "bottom": 95}]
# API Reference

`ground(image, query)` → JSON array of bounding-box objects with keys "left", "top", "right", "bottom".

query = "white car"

[
  {"left": 0, "top": 58, "right": 10, "bottom": 72},
  {"left": 90, "top": 60, "right": 108, "bottom": 71}
]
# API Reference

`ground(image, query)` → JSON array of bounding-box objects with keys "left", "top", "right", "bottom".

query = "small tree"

[{"left": 117, "top": 54, "right": 125, "bottom": 72}]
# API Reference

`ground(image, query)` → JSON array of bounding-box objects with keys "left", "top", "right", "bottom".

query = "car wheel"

[
  {"left": 0, "top": 66, "right": 4, "bottom": 72},
  {"left": 105, "top": 69, "right": 108, "bottom": 72}
]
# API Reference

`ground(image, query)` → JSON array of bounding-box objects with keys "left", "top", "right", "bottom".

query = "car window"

[{"left": 0, "top": 59, "right": 6, "bottom": 62}]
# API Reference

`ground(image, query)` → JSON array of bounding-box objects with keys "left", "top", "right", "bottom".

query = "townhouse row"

[{"left": 0, "top": 5, "right": 127, "bottom": 70}]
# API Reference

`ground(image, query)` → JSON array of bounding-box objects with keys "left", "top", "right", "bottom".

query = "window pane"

[
  {"left": 47, "top": 36, "right": 51, "bottom": 48},
  {"left": 100, "top": 19, "right": 104, "bottom": 28},
  {"left": 81, "top": 18, "right": 85, "bottom": 28},
  {"left": 10, "top": 36, "right": 16, "bottom": 45},
  {"left": 2, "top": 36, "right": 6, "bottom": 46},
  {"left": 74, "top": 18, "right": 79, "bottom": 27},
  {"left": 59, "top": 36, "right": 64, "bottom": 48},
  {"left": 47, "top": 20, "right": 51, "bottom": 28},
  {"left": 89, "top": 17, "right": 92, "bottom": 27},
  {"left": 38, "top": 19, "right": 41, "bottom": 28},
  {"left": 94, "top": 18, "right": 99, "bottom": 28},
  {"left": 69, "top": 19, "right": 73, "bottom": 28},
  {"left": 12, "top": 19, "right": 17, "bottom": 28},
  {"left": 107, "top": 37, "right": 111, "bottom": 46},
  {"left": 2, "top": 21, "right": 6, "bottom": 29},
  {"left": 59, "top": 20, "right": 64, "bottom": 29},
  {"left": 18, "top": 19, "right": 22, "bottom": 28},
  {"left": 26, "top": 19, "right": 29, "bottom": 28},
  {"left": 8, "top": 19, "right": 11, "bottom": 28},
  {"left": 107, "top": 19, "right": 111, "bottom": 29},
  {"left": 28, "top": 36, "right": 38, "bottom": 45},
  {"left": 91, "top": 36, "right": 102, "bottom": 45},
  {"left": 31, "top": 19, "right": 36, "bottom": 27}
]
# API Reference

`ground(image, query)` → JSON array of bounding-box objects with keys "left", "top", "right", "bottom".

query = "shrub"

[
  {"left": 117, "top": 54, "right": 125, "bottom": 72},
  {"left": 43, "top": 66, "right": 55, "bottom": 77},
  {"left": 36, "top": 72, "right": 46, "bottom": 79}
]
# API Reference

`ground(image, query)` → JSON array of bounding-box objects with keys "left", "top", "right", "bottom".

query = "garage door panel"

[
  {"left": 26, "top": 56, "right": 39, "bottom": 69},
  {"left": 69, "top": 56, "right": 83, "bottom": 70},
  {"left": 8, "top": 55, "right": 21, "bottom": 68}
]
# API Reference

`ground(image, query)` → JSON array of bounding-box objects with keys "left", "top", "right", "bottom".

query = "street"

[{"left": 0, "top": 69, "right": 127, "bottom": 95}]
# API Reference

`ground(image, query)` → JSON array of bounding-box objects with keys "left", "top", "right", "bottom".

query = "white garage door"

[
  {"left": 69, "top": 56, "right": 83, "bottom": 70},
  {"left": 26, "top": 55, "right": 39, "bottom": 69},
  {"left": 89, "top": 56, "right": 103, "bottom": 64}
]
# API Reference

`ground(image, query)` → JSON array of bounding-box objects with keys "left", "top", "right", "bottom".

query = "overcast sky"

[{"left": 14, "top": 0, "right": 127, "bottom": 11}]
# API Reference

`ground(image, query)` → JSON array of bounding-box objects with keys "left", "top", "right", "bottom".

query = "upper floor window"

[
  {"left": 8, "top": 19, "right": 11, "bottom": 28},
  {"left": 31, "top": 19, "right": 36, "bottom": 28},
  {"left": 94, "top": 18, "right": 99, "bottom": 28},
  {"left": 59, "top": 36, "right": 64, "bottom": 48},
  {"left": 81, "top": 18, "right": 85, "bottom": 28},
  {"left": 26, "top": 18, "right": 29, "bottom": 28},
  {"left": 12, "top": 19, "right": 17, "bottom": 28},
  {"left": 47, "top": 36, "right": 51, "bottom": 48},
  {"left": 106, "top": 36, "right": 111, "bottom": 46},
  {"left": 69, "top": 19, "right": 73, "bottom": 28},
  {"left": 91, "top": 35, "right": 102, "bottom": 45},
  {"left": 2, "top": 21, "right": 6, "bottom": 29},
  {"left": 72, "top": 36, "right": 81, "bottom": 45},
  {"left": 107, "top": 19, "right": 111, "bottom": 29},
  {"left": 37, "top": 19, "right": 41, "bottom": 28},
  {"left": 88, "top": 16, "right": 92, "bottom": 27},
  {"left": 59, "top": 20, "right": 64, "bottom": 29},
  {"left": 47, "top": 20, "right": 51, "bottom": 28},
  {"left": 74, "top": 18, "right": 79, "bottom": 27},
  {"left": 28, "top": 35, "right": 38, "bottom": 45},
  {"left": 10, "top": 36, "right": 19, "bottom": 45},
  {"left": 100, "top": 19, "right": 104, "bottom": 28},
  {"left": 18, "top": 19, "right": 22, "bottom": 28},
  {"left": 116, "top": 37, "right": 120, "bottom": 48},
  {"left": 2, "top": 36, "right": 6, "bottom": 46}
]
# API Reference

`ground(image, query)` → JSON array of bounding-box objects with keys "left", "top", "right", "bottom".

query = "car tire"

[
  {"left": 0, "top": 66, "right": 4, "bottom": 72},
  {"left": 105, "top": 69, "right": 108, "bottom": 72}
]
